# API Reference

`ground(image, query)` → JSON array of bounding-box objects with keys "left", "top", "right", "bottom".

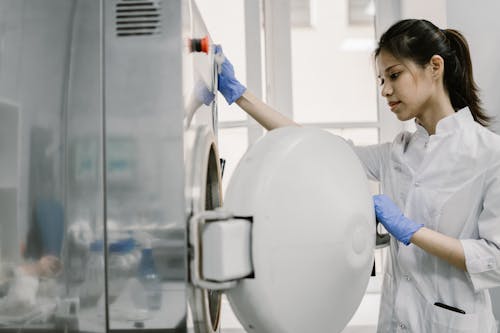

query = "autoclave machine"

[{"left": 0, "top": 0, "right": 375, "bottom": 332}]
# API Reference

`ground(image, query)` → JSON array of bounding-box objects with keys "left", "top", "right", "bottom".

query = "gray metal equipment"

[
  {"left": 0, "top": 0, "right": 220, "bottom": 331},
  {"left": 0, "top": 1, "right": 382, "bottom": 332}
]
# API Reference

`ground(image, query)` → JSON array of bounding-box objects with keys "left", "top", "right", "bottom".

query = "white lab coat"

[{"left": 353, "top": 108, "right": 500, "bottom": 332}]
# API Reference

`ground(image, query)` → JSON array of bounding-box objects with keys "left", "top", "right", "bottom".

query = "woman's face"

[{"left": 376, "top": 50, "right": 436, "bottom": 121}]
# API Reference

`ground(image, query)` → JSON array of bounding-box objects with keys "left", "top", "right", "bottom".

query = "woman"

[{"left": 215, "top": 19, "right": 500, "bottom": 332}]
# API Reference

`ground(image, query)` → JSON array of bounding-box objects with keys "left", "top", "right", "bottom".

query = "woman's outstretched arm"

[
  {"left": 235, "top": 90, "right": 299, "bottom": 130},
  {"left": 215, "top": 45, "right": 298, "bottom": 131}
]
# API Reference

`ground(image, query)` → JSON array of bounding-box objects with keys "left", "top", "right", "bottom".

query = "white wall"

[
  {"left": 291, "top": 0, "right": 378, "bottom": 124},
  {"left": 447, "top": 0, "right": 500, "bottom": 134},
  {"left": 401, "top": 0, "right": 447, "bottom": 27}
]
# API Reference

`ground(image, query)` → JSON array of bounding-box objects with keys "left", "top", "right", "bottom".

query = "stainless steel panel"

[
  {"left": 104, "top": 0, "right": 188, "bottom": 330},
  {"left": 0, "top": 0, "right": 105, "bottom": 331},
  {"left": 0, "top": 0, "right": 219, "bottom": 331}
]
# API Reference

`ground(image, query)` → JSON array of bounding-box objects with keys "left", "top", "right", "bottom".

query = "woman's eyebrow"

[
  {"left": 384, "top": 64, "right": 401, "bottom": 73},
  {"left": 378, "top": 64, "right": 401, "bottom": 78}
]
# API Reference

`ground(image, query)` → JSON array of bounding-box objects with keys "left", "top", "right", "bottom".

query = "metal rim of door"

[{"left": 186, "top": 125, "right": 223, "bottom": 333}]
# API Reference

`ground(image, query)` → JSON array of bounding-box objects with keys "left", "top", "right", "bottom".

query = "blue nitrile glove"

[
  {"left": 214, "top": 45, "right": 246, "bottom": 104},
  {"left": 373, "top": 194, "right": 423, "bottom": 246}
]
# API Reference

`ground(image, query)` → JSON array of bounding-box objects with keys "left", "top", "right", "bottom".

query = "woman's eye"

[
  {"left": 378, "top": 78, "right": 385, "bottom": 86},
  {"left": 390, "top": 72, "right": 400, "bottom": 80}
]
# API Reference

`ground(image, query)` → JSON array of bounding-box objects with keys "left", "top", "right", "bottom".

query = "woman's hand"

[
  {"left": 36, "top": 255, "right": 62, "bottom": 277},
  {"left": 214, "top": 45, "right": 246, "bottom": 104},
  {"left": 373, "top": 194, "right": 423, "bottom": 245},
  {"left": 21, "top": 255, "right": 62, "bottom": 278}
]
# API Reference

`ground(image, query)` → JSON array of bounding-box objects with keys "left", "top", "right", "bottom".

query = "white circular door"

[{"left": 223, "top": 127, "right": 375, "bottom": 333}]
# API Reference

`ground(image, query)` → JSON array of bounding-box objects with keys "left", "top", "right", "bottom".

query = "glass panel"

[
  {"left": 0, "top": 1, "right": 105, "bottom": 332},
  {"left": 196, "top": 0, "right": 247, "bottom": 122},
  {"left": 218, "top": 128, "right": 249, "bottom": 193},
  {"left": 291, "top": 0, "right": 377, "bottom": 123}
]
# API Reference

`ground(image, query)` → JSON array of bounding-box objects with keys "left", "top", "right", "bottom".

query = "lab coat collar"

[{"left": 414, "top": 107, "right": 473, "bottom": 137}]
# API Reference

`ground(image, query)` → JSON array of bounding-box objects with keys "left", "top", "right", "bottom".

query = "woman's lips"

[{"left": 388, "top": 101, "right": 401, "bottom": 111}]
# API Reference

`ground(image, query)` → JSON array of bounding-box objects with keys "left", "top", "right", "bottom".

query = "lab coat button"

[
  {"left": 414, "top": 182, "right": 420, "bottom": 187},
  {"left": 399, "top": 323, "right": 407, "bottom": 329}
]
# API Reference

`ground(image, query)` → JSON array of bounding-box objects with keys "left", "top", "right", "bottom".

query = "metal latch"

[
  {"left": 375, "top": 220, "right": 390, "bottom": 249},
  {"left": 189, "top": 209, "right": 253, "bottom": 290}
]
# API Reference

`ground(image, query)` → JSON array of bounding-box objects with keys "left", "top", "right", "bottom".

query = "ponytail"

[
  {"left": 375, "top": 19, "right": 492, "bottom": 127},
  {"left": 441, "top": 29, "right": 490, "bottom": 126}
]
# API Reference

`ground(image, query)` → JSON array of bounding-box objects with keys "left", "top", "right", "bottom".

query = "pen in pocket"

[{"left": 434, "top": 302, "right": 466, "bottom": 314}]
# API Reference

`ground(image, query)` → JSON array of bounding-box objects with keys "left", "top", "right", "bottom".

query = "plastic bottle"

[
  {"left": 80, "top": 240, "right": 104, "bottom": 307},
  {"left": 134, "top": 242, "right": 162, "bottom": 312},
  {"left": 108, "top": 237, "right": 139, "bottom": 303}
]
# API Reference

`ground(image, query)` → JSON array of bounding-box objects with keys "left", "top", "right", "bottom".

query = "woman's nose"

[{"left": 381, "top": 82, "right": 393, "bottom": 97}]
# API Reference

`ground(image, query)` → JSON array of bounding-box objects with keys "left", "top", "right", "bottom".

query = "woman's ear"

[{"left": 430, "top": 54, "right": 445, "bottom": 79}]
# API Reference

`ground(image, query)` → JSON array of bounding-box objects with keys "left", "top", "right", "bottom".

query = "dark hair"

[{"left": 375, "top": 19, "right": 491, "bottom": 127}]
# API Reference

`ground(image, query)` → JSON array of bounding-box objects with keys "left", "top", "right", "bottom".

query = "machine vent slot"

[{"left": 115, "top": 0, "right": 162, "bottom": 37}]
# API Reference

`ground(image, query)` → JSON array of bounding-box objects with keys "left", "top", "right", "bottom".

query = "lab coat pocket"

[{"left": 426, "top": 301, "right": 478, "bottom": 332}]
